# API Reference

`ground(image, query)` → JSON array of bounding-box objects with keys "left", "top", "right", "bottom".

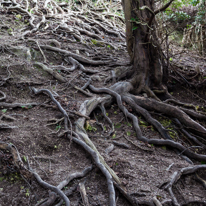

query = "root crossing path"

[{"left": 0, "top": 1, "right": 206, "bottom": 206}]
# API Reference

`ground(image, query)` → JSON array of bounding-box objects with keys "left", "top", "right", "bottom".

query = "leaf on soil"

[
  {"left": 126, "top": 131, "right": 131, "bottom": 136},
  {"left": 114, "top": 123, "right": 121, "bottom": 128}
]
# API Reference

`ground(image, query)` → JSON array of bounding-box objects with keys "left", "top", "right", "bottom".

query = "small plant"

[
  {"left": 126, "top": 131, "right": 131, "bottom": 136},
  {"left": 25, "top": 189, "right": 30, "bottom": 197},
  {"left": 15, "top": 14, "right": 22, "bottom": 20},
  {"left": 21, "top": 105, "right": 32, "bottom": 109},
  {"left": 23, "top": 156, "right": 27, "bottom": 162},
  {"left": 1, "top": 109, "right": 7, "bottom": 113},
  {"left": 124, "top": 122, "right": 132, "bottom": 127},
  {"left": 91, "top": 39, "right": 98, "bottom": 45},
  {"left": 85, "top": 121, "right": 97, "bottom": 132},
  {"left": 7, "top": 28, "right": 13, "bottom": 35},
  {"left": 55, "top": 124, "right": 61, "bottom": 131},
  {"left": 132, "top": 26, "right": 138, "bottom": 31},
  {"left": 114, "top": 123, "right": 121, "bottom": 128}
]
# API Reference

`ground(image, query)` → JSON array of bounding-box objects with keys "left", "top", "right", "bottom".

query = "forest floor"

[{"left": 0, "top": 1, "right": 206, "bottom": 206}]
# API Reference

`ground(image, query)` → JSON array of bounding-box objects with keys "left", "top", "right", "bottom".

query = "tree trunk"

[{"left": 122, "top": 0, "right": 168, "bottom": 95}]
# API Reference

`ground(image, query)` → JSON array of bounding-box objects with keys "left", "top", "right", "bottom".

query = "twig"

[{"left": 78, "top": 182, "right": 90, "bottom": 206}]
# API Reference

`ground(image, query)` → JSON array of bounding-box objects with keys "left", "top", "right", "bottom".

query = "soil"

[{"left": 0, "top": 3, "right": 206, "bottom": 206}]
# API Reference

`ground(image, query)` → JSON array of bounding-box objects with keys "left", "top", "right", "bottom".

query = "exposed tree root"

[
  {"left": 165, "top": 165, "right": 206, "bottom": 206},
  {"left": 40, "top": 45, "right": 112, "bottom": 65},
  {"left": 33, "top": 62, "right": 67, "bottom": 83},
  {"left": 89, "top": 84, "right": 206, "bottom": 162},
  {"left": 31, "top": 88, "right": 72, "bottom": 133},
  {"left": 0, "top": 90, "right": 6, "bottom": 101},
  {"left": 71, "top": 136, "right": 116, "bottom": 206},
  {"left": 79, "top": 182, "right": 90, "bottom": 206},
  {"left": 0, "top": 102, "right": 39, "bottom": 109},
  {"left": 64, "top": 57, "right": 99, "bottom": 74},
  {"left": 32, "top": 88, "right": 117, "bottom": 206},
  {"left": 30, "top": 167, "right": 71, "bottom": 206},
  {"left": 1, "top": 1, "right": 206, "bottom": 205},
  {"left": 0, "top": 124, "right": 17, "bottom": 129},
  {"left": 36, "top": 166, "right": 93, "bottom": 206}
]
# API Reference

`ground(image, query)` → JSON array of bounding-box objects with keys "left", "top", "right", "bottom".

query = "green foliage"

[
  {"left": 190, "top": 0, "right": 200, "bottom": 6},
  {"left": 126, "top": 131, "right": 131, "bottom": 136},
  {"left": 23, "top": 156, "right": 27, "bottom": 162},
  {"left": 21, "top": 105, "right": 32, "bottom": 109},
  {"left": 194, "top": 1, "right": 206, "bottom": 24},
  {"left": 55, "top": 124, "right": 61, "bottom": 131},
  {"left": 124, "top": 122, "right": 132, "bottom": 127},
  {"left": 15, "top": 14, "right": 22, "bottom": 20},
  {"left": 85, "top": 121, "right": 97, "bottom": 132},
  {"left": 132, "top": 26, "right": 138, "bottom": 31},
  {"left": 25, "top": 189, "right": 30, "bottom": 197},
  {"left": 131, "top": 17, "right": 139, "bottom": 30},
  {"left": 1, "top": 109, "right": 7, "bottom": 113},
  {"left": 164, "top": 9, "right": 191, "bottom": 22},
  {"left": 7, "top": 28, "right": 13, "bottom": 35},
  {"left": 114, "top": 123, "right": 121, "bottom": 128},
  {"left": 163, "top": 0, "right": 205, "bottom": 25}
]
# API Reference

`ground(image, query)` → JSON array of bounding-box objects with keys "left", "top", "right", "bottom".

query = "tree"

[{"left": 121, "top": 0, "right": 175, "bottom": 97}]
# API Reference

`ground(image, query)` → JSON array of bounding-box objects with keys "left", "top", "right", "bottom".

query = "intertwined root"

[{"left": 1, "top": 1, "right": 206, "bottom": 205}]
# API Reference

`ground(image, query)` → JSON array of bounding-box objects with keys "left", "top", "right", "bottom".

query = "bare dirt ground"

[{"left": 0, "top": 1, "right": 206, "bottom": 206}]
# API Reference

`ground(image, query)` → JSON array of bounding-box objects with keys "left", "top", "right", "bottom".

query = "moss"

[
  {"left": 158, "top": 117, "right": 172, "bottom": 127},
  {"left": 91, "top": 39, "right": 104, "bottom": 47},
  {"left": 158, "top": 117, "right": 177, "bottom": 139}
]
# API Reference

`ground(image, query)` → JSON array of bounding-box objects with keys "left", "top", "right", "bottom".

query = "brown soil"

[{"left": 0, "top": 4, "right": 206, "bottom": 206}]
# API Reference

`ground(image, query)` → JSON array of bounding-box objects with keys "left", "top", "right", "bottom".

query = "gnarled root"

[
  {"left": 165, "top": 165, "right": 206, "bottom": 206},
  {"left": 89, "top": 83, "right": 206, "bottom": 162}
]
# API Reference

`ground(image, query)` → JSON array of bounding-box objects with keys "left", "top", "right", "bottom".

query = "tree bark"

[{"left": 122, "top": 0, "right": 168, "bottom": 95}]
